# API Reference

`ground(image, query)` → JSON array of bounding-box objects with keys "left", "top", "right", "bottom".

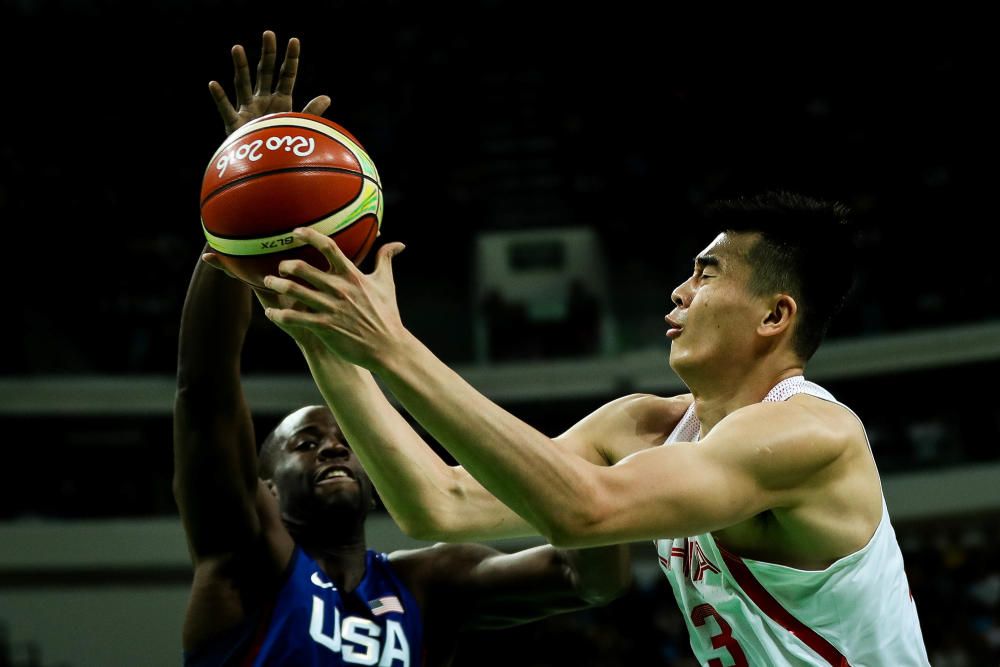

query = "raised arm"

[
  {"left": 274, "top": 283, "right": 689, "bottom": 541},
  {"left": 176, "top": 29, "right": 326, "bottom": 564},
  {"left": 176, "top": 31, "right": 334, "bottom": 652},
  {"left": 173, "top": 256, "right": 265, "bottom": 560},
  {"left": 261, "top": 230, "right": 852, "bottom": 548}
]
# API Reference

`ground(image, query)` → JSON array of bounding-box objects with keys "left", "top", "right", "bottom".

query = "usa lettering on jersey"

[{"left": 309, "top": 596, "right": 410, "bottom": 666}]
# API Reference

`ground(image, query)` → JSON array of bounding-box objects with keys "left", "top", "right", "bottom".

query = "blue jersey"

[{"left": 185, "top": 548, "right": 424, "bottom": 666}]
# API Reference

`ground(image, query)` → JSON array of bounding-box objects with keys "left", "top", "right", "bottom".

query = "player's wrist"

[
  {"left": 370, "top": 326, "right": 420, "bottom": 375},
  {"left": 294, "top": 330, "right": 325, "bottom": 356}
]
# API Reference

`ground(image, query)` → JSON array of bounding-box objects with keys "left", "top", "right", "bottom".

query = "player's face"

[
  {"left": 666, "top": 232, "right": 768, "bottom": 376},
  {"left": 270, "top": 406, "right": 374, "bottom": 519}
]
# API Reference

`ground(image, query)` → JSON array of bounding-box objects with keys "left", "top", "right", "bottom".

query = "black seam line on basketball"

[
  {"left": 211, "top": 214, "right": 373, "bottom": 256},
  {"left": 206, "top": 188, "right": 373, "bottom": 242},
  {"left": 201, "top": 166, "right": 380, "bottom": 207},
  {"left": 349, "top": 215, "right": 379, "bottom": 262}
]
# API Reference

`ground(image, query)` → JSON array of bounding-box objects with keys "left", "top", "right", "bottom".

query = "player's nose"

[
  {"left": 317, "top": 439, "right": 349, "bottom": 460},
  {"left": 671, "top": 278, "right": 692, "bottom": 308}
]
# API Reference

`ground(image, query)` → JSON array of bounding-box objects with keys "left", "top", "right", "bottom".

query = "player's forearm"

[
  {"left": 373, "top": 333, "right": 602, "bottom": 542},
  {"left": 300, "top": 343, "right": 538, "bottom": 541},
  {"left": 173, "top": 257, "right": 259, "bottom": 539},
  {"left": 176, "top": 257, "right": 253, "bottom": 396}
]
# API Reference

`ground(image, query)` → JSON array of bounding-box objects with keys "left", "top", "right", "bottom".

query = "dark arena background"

[{"left": 1, "top": 3, "right": 996, "bottom": 665}]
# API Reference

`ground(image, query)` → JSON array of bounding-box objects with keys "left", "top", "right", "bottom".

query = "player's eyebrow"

[
  {"left": 694, "top": 254, "right": 721, "bottom": 270},
  {"left": 290, "top": 424, "right": 324, "bottom": 438}
]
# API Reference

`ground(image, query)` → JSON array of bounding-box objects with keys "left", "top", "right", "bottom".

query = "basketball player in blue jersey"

[
  {"left": 263, "top": 193, "right": 932, "bottom": 661},
  {"left": 177, "top": 31, "right": 632, "bottom": 666}
]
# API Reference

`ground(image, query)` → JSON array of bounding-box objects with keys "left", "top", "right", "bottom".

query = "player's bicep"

[
  {"left": 573, "top": 404, "right": 846, "bottom": 545},
  {"left": 595, "top": 443, "right": 767, "bottom": 542}
]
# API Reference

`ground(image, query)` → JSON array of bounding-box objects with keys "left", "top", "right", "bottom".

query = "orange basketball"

[{"left": 200, "top": 112, "right": 383, "bottom": 288}]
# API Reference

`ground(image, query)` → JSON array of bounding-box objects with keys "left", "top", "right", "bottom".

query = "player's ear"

[
  {"left": 264, "top": 479, "right": 279, "bottom": 500},
  {"left": 759, "top": 294, "right": 797, "bottom": 338}
]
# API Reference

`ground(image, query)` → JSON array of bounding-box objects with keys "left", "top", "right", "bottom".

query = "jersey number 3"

[{"left": 691, "top": 604, "right": 748, "bottom": 667}]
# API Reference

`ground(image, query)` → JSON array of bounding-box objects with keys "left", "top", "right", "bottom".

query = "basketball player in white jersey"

[{"left": 252, "top": 192, "right": 930, "bottom": 664}]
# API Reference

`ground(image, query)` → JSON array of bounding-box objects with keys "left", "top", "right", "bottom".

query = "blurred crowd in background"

[{"left": 1, "top": 4, "right": 995, "bottom": 375}]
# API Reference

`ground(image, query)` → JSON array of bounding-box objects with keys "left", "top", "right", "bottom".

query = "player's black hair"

[{"left": 705, "top": 191, "right": 856, "bottom": 361}]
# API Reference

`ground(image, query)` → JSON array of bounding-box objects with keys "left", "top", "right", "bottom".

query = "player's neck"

[
  {"left": 690, "top": 365, "right": 804, "bottom": 437},
  {"left": 285, "top": 514, "right": 369, "bottom": 579},
  {"left": 290, "top": 523, "right": 370, "bottom": 592},
  {"left": 306, "top": 541, "right": 370, "bottom": 593}
]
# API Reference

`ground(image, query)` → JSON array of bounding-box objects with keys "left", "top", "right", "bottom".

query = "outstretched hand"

[
  {"left": 208, "top": 30, "right": 331, "bottom": 137},
  {"left": 201, "top": 29, "right": 332, "bottom": 294},
  {"left": 260, "top": 228, "right": 408, "bottom": 368}
]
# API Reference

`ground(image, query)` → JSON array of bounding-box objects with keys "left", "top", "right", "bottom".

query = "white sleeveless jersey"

[{"left": 655, "top": 376, "right": 929, "bottom": 666}]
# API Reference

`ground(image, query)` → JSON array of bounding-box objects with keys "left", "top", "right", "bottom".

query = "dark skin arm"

[
  {"left": 174, "top": 251, "right": 294, "bottom": 651},
  {"left": 393, "top": 542, "right": 630, "bottom": 634},
  {"left": 173, "top": 257, "right": 263, "bottom": 560},
  {"left": 173, "top": 30, "right": 329, "bottom": 652}
]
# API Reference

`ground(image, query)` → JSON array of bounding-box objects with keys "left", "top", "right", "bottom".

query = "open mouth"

[
  {"left": 665, "top": 315, "right": 684, "bottom": 338},
  {"left": 315, "top": 466, "right": 355, "bottom": 485}
]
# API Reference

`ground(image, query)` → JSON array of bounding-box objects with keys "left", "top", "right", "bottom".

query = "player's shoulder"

[
  {"left": 611, "top": 391, "right": 693, "bottom": 411},
  {"left": 725, "top": 391, "right": 852, "bottom": 430},
  {"left": 768, "top": 392, "right": 861, "bottom": 443},
  {"left": 713, "top": 394, "right": 860, "bottom": 462},
  {"left": 596, "top": 392, "right": 693, "bottom": 427}
]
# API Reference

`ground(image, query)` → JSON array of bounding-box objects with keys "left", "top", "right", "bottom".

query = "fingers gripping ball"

[{"left": 200, "top": 112, "right": 383, "bottom": 288}]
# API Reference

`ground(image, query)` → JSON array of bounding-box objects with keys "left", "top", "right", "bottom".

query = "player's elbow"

[
  {"left": 539, "top": 470, "right": 627, "bottom": 548},
  {"left": 394, "top": 517, "right": 447, "bottom": 542},
  {"left": 542, "top": 501, "right": 614, "bottom": 549},
  {"left": 545, "top": 527, "right": 601, "bottom": 550},
  {"left": 381, "top": 503, "right": 441, "bottom": 541},
  {"left": 388, "top": 489, "right": 470, "bottom": 542},
  {"left": 404, "top": 468, "right": 504, "bottom": 541}
]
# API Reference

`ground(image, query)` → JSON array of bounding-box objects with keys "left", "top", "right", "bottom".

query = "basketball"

[{"left": 200, "top": 112, "right": 383, "bottom": 288}]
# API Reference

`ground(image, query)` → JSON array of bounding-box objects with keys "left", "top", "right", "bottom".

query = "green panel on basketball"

[{"left": 199, "top": 112, "right": 383, "bottom": 288}]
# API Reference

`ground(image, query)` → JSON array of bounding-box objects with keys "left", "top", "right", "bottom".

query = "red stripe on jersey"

[
  {"left": 239, "top": 596, "right": 279, "bottom": 667},
  {"left": 718, "top": 547, "right": 851, "bottom": 667}
]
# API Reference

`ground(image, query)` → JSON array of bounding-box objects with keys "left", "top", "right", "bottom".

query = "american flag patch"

[{"left": 368, "top": 595, "right": 404, "bottom": 616}]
